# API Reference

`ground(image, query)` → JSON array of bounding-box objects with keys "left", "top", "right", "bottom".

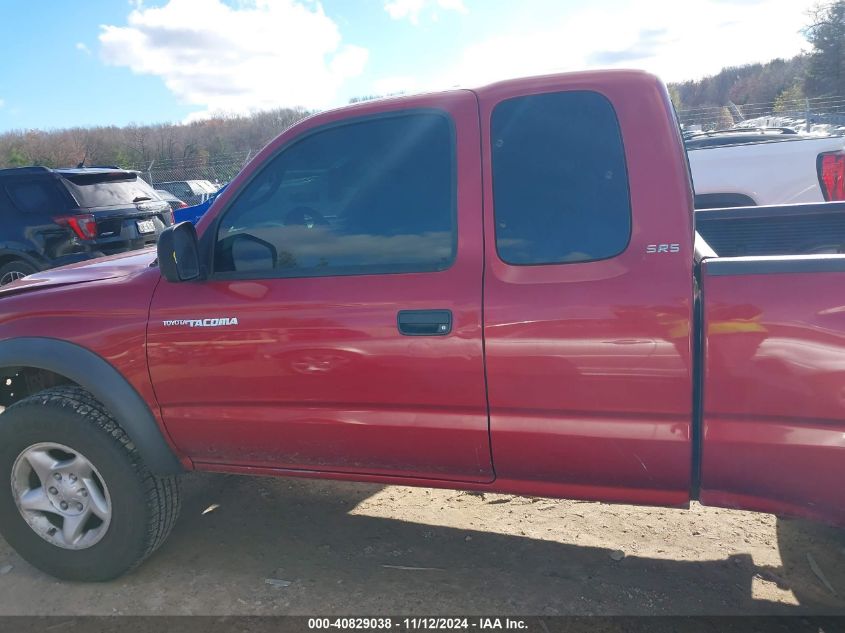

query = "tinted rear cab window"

[
  {"left": 60, "top": 172, "right": 160, "bottom": 208},
  {"left": 491, "top": 90, "right": 631, "bottom": 265}
]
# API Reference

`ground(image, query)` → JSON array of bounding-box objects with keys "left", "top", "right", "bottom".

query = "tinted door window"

[
  {"left": 491, "top": 91, "right": 631, "bottom": 265},
  {"left": 6, "top": 179, "right": 68, "bottom": 214},
  {"left": 215, "top": 112, "right": 455, "bottom": 278}
]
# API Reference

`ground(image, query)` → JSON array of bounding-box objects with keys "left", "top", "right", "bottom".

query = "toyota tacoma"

[{"left": 0, "top": 70, "right": 842, "bottom": 581}]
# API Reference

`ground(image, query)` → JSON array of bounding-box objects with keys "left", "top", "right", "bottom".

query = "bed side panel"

[{"left": 700, "top": 258, "right": 845, "bottom": 525}]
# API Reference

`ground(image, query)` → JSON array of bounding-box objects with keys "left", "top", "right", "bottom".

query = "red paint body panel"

[
  {"left": 700, "top": 267, "right": 845, "bottom": 524},
  {"left": 0, "top": 247, "right": 159, "bottom": 297},
  {"left": 475, "top": 71, "right": 695, "bottom": 506},
  {"left": 0, "top": 255, "right": 192, "bottom": 469},
  {"left": 1, "top": 70, "right": 842, "bottom": 528},
  {"left": 148, "top": 91, "right": 493, "bottom": 482},
  {"left": 196, "top": 461, "right": 690, "bottom": 509}
]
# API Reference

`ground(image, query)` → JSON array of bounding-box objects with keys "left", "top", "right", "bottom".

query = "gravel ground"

[{"left": 0, "top": 472, "right": 843, "bottom": 615}]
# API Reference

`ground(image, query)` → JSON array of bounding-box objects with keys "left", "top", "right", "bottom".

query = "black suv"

[{"left": 0, "top": 167, "right": 174, "bottom": 284}]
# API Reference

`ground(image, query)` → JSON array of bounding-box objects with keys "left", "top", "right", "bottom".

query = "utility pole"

[
  {"left": 728, "top": 101, "right": 745, "bottom": 123},
  {"left": 805, "top": 98, "right": 812, "bottom": 133}
]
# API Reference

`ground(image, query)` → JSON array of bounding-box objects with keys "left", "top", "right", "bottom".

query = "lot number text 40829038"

[{"left": 307, "top": 618, "right": 529, "bottom": 630}]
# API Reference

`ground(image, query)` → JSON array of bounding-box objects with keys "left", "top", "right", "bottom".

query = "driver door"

[{"left": 146, "top": 93, "right": 493, "bottom": 482}]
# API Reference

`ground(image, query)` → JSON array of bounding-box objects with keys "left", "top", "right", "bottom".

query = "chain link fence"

[
  {"left": 112, "top": 95, "right": 845, "bottom": 202},
  {"left": 677, "top": 95, "right": 845, "bottom": 134},
  {"left": 126, "top": 149, "right": 255, "bottom": 198}
]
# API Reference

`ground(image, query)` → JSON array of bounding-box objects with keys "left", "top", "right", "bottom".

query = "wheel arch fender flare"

[
  {"left": 0, "top": 249, "right": 44, "bottom": 271},
  {"left": 0, "top": 337, "right": 184, "bottom": 475}
]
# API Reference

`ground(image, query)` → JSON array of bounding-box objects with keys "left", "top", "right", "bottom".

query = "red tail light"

[
  {"left": 165, "top": 209, "right": 175, "bottom": 224},
  {"left": 53, "top": 214, "right": 98, "bottom": 240},
  {"left": 818, "top": 151, "right": 845, "bottom": 201},
  {"left": 177, "top": 201, "right": 188, "bottom": 209}
]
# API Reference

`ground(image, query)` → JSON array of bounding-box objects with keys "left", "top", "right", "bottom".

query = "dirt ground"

[{"left": 0, "top": 472, "right": 844, "bottom": 615}]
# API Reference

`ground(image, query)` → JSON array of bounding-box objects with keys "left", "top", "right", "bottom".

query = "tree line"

[
  {"left": 2, "top": 1, "right": 845, "bottom": 170},
  {"left": 668, "top": 1, "right": 845, "bottom": 113},
  {"left": 0, "top": 107, "right": 309, "bottom": 172}
]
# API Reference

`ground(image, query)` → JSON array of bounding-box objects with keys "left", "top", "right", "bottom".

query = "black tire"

[
  {"left": 0, "top": 386, "right": 181, "bottom": 581},
  {"left": 0, "top": 260, "right": 37, "bottom": 286}
]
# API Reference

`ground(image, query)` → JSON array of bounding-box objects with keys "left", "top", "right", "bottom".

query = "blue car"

[{"left": 174, "top": 183, "right": 228, "bottom": 224}]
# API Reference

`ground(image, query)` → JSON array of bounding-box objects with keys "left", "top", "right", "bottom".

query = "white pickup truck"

[{"left": 686, "top": 128, "right": 845, "bottom": 208}]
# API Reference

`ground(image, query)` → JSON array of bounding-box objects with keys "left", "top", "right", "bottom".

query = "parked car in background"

[
  {"left": 173, "top": 183, "right": 228, "bottom": 224},
  {"left": 154, "top": 189, "right": 188, "bottom": 212},
  {"left": 155, "top": 179, "right": 219, "bottom": 206},
  {"left": 0, "top": 166, "right": 174, "bottom": 284},
  {"left": 686, "top": 127, "right": 845, "bottom": 208}
]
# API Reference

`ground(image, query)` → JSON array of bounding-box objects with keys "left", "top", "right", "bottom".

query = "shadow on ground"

[{"left": 0, "top": 472, "right": 843, "bottom": 615}]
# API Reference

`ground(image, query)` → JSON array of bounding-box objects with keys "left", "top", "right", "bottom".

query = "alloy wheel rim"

[
  {"left": 11, "top": 442, "right": 112, "bottom": 550},
  {"left": 0, "top": 271, "right": 26, "bottom": 286}
]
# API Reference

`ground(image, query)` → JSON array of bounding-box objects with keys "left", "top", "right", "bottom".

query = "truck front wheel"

[{"left": 0, "top": 386, "right": 181, "bottom": 581}]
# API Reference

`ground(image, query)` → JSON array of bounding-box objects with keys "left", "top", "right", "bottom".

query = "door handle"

[{"left": 397, "top": 310, "right": 452, "bottom": 336}]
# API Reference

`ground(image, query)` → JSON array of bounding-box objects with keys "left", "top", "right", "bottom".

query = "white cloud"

[
  {"left": 436, "top": 0, "right": 468, "bottom": 14},
  {"left": 439, "top": 0, "right": 815, "bottom": 88},
  {"left": 385, "top": 0, "right": 425, "bottom": 24},
  {"left": 384, "top": 0, "right": 467, "bottom": 25},
  {"left": 75, "top": 42, "right": 92, "bottom": 55},
  {"left": 99, "top": 0, "right": 368, "bottom": 118}
]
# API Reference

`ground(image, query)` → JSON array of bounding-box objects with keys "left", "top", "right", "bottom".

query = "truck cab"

[{"left": 149, "top": 71, "right": 697, "bottom": 507}]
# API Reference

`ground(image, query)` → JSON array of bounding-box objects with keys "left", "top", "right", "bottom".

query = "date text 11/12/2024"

[{"left": 307, "top": 618, "right": 529, "bottom": 630}]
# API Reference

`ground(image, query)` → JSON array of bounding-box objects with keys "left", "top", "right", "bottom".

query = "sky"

[{"left": 0, "top": 0, "right": 819, "bottom": 132}]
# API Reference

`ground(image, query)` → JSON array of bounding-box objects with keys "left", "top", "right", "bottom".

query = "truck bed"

[
  {"left": 696, "top": 201, "right": 845, "bottom": 257},
  {"left": 698, "top": 254, "right": 845, "bottom": 524}
]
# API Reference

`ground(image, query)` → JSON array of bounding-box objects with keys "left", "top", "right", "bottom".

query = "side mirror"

[
  {"left": 157, "top": 222, "right": 201, "bottom": 282},
  {"left": 230, "top": 234, "right": 277, "bottom": 273}
]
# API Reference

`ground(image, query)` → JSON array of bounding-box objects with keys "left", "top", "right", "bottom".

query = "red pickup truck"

[{"left": 0, "top": 70, "right": 842, "bottom": 582}]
